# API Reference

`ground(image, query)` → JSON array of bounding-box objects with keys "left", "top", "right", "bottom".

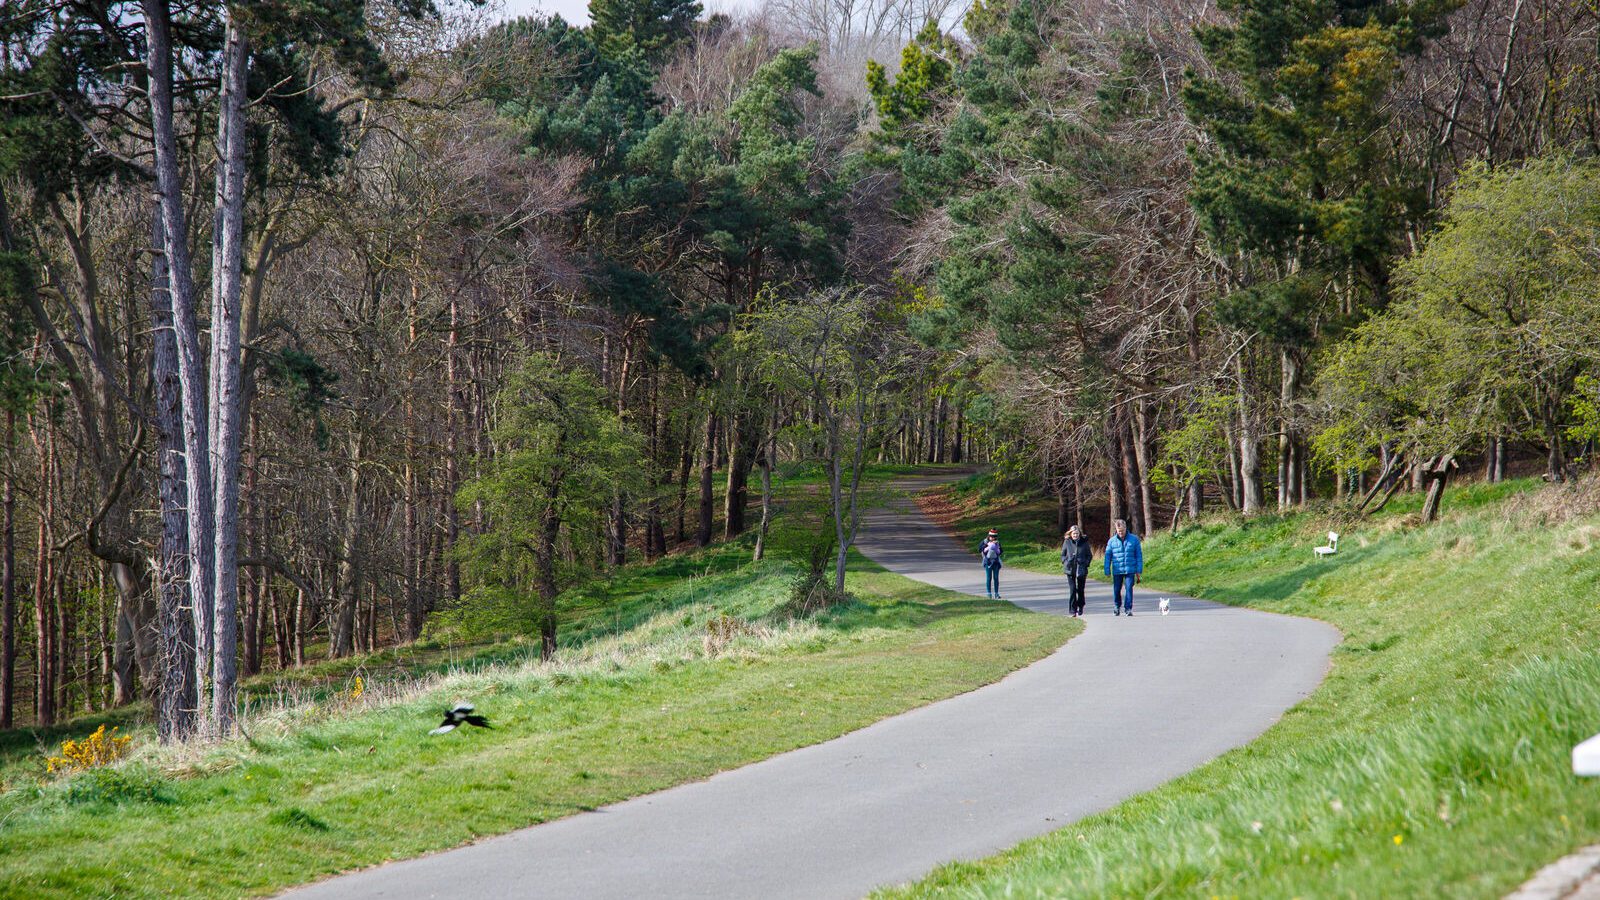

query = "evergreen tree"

[{"left": 589, "top": 0, "right": 703, "bottom": 62}]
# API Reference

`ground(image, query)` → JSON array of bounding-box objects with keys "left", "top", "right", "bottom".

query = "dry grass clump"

[{"left": 1499, "top": 473, "right": 1600, "bottom": 526}]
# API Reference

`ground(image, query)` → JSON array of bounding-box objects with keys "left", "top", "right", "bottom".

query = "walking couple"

[
  {"left": 979, "top": 519, "right": 1144, "bottom": 614},
  {"left": 1060, "top": 519, "right": 1143, "bottom": 617}
]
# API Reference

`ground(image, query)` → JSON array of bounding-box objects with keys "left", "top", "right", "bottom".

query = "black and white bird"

[{"left": 429, "top": 703, "right": 491, "bottom": 735}]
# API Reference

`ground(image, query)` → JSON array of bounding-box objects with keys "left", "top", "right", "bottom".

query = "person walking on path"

[
  {"left": 1061, "top": 526, "right": 1092, "bottom": 617},
  {"left": 1103, "top": 518, "right": 1143, "bottom": 616},
  {"left": 980, "top": 529, "right": 1003, "bottom": 599}
]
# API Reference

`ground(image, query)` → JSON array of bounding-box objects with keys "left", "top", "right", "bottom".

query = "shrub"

[
  {"left": 63, "top": 767, "right": 171, "bottom": 806},
  {"left": 703, "top": 614, "right": 769, "bottom": 656},
  {"left": 779, "top": 540, "right": 854, "bottom": 616},
  {"left": 45, "top": 724, "right": 131, "bottom": 774}
]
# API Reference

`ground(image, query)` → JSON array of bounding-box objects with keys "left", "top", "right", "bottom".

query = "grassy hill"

[
  {"left": 887, "top": 473, "right": 1600, "bottom": 898},
  {"left": 0, "top": 469, "right": 1077, "bottom": 899}
]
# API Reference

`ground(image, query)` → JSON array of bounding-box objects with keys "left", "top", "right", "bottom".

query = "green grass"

[
  {"left": 884, "top": 473, "right": 1600, "bottom": 898},
  {"left": 0, "top": 538, "right": 1078, "bottom": 898}
]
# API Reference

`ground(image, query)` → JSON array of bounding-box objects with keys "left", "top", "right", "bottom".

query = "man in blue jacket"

[{"left": 1103, "top": 517, "right": 1143, "bottom": 617}]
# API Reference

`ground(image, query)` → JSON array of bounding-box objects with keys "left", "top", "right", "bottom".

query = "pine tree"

[{"left": 588, "top": 0, "right": 703, "bottom": 62}]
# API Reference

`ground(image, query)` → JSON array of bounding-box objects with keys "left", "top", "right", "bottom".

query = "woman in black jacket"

[{"left": 1061, "top": 525, "right": 1093, "bottom": 617}]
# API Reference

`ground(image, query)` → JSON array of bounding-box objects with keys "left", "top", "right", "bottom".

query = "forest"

[{"left": 1, "top": 0, "right": 1597, "bottom": 741}]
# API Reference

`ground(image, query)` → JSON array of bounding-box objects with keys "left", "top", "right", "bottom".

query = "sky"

[{"left": 496, "top": 0, "right": 749, "bottom": 27}]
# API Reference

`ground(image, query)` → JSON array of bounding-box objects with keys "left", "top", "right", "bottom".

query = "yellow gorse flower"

[
  {"left": 45, "top": 724, "right": 131, "bottom": 774},
  {"left": 350, "top": 676, "right": 364, "bottom": 700}
]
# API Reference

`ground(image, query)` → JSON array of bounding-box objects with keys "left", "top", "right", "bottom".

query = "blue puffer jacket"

[{"left": 1103, "top": 533, "right": 1143, "bottom": 576}]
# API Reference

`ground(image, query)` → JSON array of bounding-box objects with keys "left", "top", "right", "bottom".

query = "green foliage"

[
  {"left": 62, "top": 768, "right": 173, "bottom": 807},
  {"left": 1569, "top": 375, "right": 1600, "bottom": 451},
  {"left": 499, "top": 30, "right": 842, "bottom": 378},
  {"left": 1153, "top": 388, "right": 1233, "bottom": 495},
  {"left": 866, "top": 22, "right": 961, "bottom": 144},
  {"left": 453, "top": 354, "right": 645, "bottom": 622},
  {"left": 262, "top": 348, "right": 340, "bottom": 450},
  {"left": 588, "top": 0, "right": 703, "bottom": 61},
  {"left": 1311, "top": 155, "right": 1600, "bottom": 474},
  {"left": 0, "top": 249, "right": 48, "bottom": 416},
  {"left": 1185, "top": 2, "right": 1445, "bottom": 338}
]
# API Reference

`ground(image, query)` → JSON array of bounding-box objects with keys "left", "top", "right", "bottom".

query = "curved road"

[{"left": 290, "top": 476, "right": 1338, "bottom": 899}]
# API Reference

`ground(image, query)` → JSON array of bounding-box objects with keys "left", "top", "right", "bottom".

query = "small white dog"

[{"left": 1159, "top": 597, "right": 1171, "bottom": 616}]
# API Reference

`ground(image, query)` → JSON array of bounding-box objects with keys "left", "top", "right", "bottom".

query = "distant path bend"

[{"left": 289, "top": 475, "right": 1339, "bottom": 900}]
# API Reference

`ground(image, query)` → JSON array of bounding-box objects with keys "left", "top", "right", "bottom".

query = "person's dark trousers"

[
  {"left": 1067, "top": 571, "right": 1087, "bottom": 615},
  {"left": 984, "top": 563, "right": 1001, "bottom": 597},
  {"left": 1113, "top": 573, "right": 1136, "bottom": 614}
]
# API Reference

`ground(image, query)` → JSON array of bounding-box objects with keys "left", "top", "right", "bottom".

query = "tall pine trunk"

[
  {"left": 150, "top": 206, "right": 196, "bottom": 741},
  {"left": 145, "top": 0, "right": 218, "bottom": 734},
  {"left": 206, "top": 12, "right": 249, "bottom": 735}
]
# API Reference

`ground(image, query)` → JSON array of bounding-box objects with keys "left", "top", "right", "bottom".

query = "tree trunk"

[
  {"left": 205, "top": 11, "right": 250, "bottom": 736},
  {"left": 1107, "top": 418, "right": 1127, "bottom": 529},
  {"left": 1235, "top": 355, "right": 1263, "bottom": 515},
  {"left": 331, "top": 435, "right": 363, "bottom": 658},
  {"left": 145, "top": 0, "right": 218, "bottom": 735},
  {"left": 534, "top": 478, "right": 565, "bottom": 662},
  {"left": 1544, "top": 405, "right": 1567, "bottom": 483},
  {"left": 1420, "top": 454, "right": 1456, "bottom": 523},
  {"left": 149, "top": 206, "right": 197, "bottom": 739},
  {"left": 1, "top": 410, "right": 14, "bottom": 729},
  {"left": 675, "top": 408, "right": 694, "bottom": 545},
  {"left": 645, "top": 373, "right": 665, "bottom": 559},
  {"left": 951, "top": 405, "right": 963, "bottom": 464},
  {"left": 33, "top": 420, "right": 55, "bottom": 727},
  {"left": 724, "top": 412, "right": 761, "bottom": 540},
  {"left": 444, "top": 294, "right": 462, "bottom": 606},
  {"left": 1134, "top": 400, "right": 1156, "bottom": 536},
  {"left": 753, "top": 410, "right": 777, "bottom": 562},
  {"left": 697, "top": 411, "right": 717, "bottom": 546},
  {"left": 1120, "top": 413, "right": 1144, "bottom": 536}
]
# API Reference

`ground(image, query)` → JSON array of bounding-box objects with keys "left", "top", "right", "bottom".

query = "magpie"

[{"left": 429, "top": 703, "right": 491, "bottom": 735}]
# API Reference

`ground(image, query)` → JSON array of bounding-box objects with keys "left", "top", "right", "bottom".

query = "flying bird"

[{"left": 430, "top": 703, "right": 491, "bottom": 735}]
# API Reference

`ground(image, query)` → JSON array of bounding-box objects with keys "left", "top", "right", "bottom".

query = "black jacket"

[{"left": 1061, "top": 537, "right": 1093, "bottom": 575}]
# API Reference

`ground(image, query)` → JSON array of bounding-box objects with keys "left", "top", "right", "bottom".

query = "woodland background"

[{"left": 1, "top": 0, "right": 1597, "bottom": 737}]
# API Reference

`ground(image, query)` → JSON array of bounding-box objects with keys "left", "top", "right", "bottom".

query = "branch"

[{"left": 56, "top": 419, "right": 146, "bottom": 566}]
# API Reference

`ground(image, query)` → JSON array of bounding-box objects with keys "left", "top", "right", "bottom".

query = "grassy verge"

[
  {"left": 887, "top": 473, "right": 1600, "bottom": 898},
  {"left": 0, "top": 537, "right": 1077, "bottom": 899}
]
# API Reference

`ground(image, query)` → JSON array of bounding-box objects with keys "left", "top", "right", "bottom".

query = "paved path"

[{"left": 290, "top": 476, "right": 1339, "bottom": 899}]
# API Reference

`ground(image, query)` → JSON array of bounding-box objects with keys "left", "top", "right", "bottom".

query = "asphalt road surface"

[{"left": 288, "top": 475, "right": 1338, "bottom": 899}]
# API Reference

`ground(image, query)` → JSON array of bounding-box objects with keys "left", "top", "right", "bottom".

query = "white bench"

[
  {"left": 1576, "top": 733, "right": 1600, "bottom": 775},
  {"left": 1314, "top": 532, "right": 1339, "bottom": 558}
]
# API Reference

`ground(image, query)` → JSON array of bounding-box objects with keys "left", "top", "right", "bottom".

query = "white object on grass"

[
  {"left": 1314, "top": 532, "right": 1339, "bottom": 558},
  {"left": 1575, "top": 732, "right": 1600, "bottom": 775}
]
